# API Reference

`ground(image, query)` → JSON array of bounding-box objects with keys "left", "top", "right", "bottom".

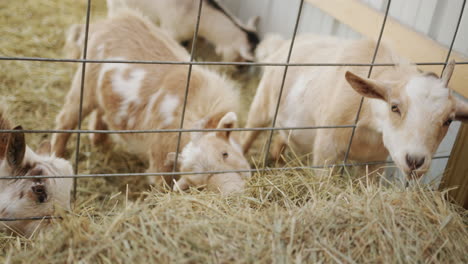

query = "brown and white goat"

[
  {"left": 52, "top": 10, "right": 251, "bottom": 194},
  {"left": 0, "top": 110, "right": 72, "bottom": 237},
  {"left": 106, "top": 0, "right": 260, "bottom": 62},
  {"left": 242, "top": 36, "right": 468, "bottom": 179}
]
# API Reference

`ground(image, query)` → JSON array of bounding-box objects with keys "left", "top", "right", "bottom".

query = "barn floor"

[{"left": 0, "top": 0, "right": 467, "bottom": 263}]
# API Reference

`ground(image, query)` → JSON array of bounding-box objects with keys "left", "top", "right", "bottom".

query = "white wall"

[
  {"left": 221, "top": 0, "right": 468, "bottom": 55},
  {"left": 220, "top": 0, "right": 361, "bottom": 39},
  {"left": 366, "top": 0, "right": 468, "bottom": 55},
  {"left": 219, "top": 0, "right": 467, "bottom": 184}
]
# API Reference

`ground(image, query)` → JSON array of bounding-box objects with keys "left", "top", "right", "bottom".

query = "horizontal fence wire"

[
  {"left": 0, "top": 125, "right": 356, "bottom": 134},
  {"left": 0, "top": 155, "right": 451, "bottom": 180},
  {"left": 1, "top": 0, "right": 465, "bottom": 223},
  {"left": 0, "top": 214, "right": 121, "bottom": 222},
  {"left": 0, "top": 216, "right": 62, "bottom": 222},
  {"left": 1, "top": 57, "right": 468, "bottom": 66},
  {"left": 0, "top": 152, "right": 450, "bottom": 222}
]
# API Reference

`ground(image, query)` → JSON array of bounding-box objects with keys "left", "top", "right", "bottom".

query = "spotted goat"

[
  {"left": 0, "top": 109, "right": 72, "bottom": 237},
  {"left": 242, "top": 35, "right": 468, "bottom": 180},
  {"left": 52, "top": 9, "right": 251, "bottom": 194}
]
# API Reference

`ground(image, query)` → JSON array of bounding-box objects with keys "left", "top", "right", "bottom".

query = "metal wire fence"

[{"left": 0, "top": 0, "right": 466, "bottom": 223}]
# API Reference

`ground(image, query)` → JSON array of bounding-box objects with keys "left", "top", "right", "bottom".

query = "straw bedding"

[{"left": 0, "top": 0, "right": 467, "bottom": 263}]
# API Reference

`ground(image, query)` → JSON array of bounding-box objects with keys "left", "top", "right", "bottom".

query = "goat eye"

[
  {"left": 222, "top": 152, "right": 229, "bottom": 159},
  {"left": 391, "top": 104, "right": 400, "bottom": 114},
  {"left": 443, "top": 119, "right": 453, "bottom": 126}
]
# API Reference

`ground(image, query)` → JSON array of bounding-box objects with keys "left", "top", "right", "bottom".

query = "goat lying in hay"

[
  {"left": 52, "top": 9, "right": 251, "bottom": 194},
  {"left": 243, "top": 35, "right": 468, "bottom": 179},
  {"left": 66, "top": 0, "right": 259, "bottom": 62},
  {"left": 0, "top": 109, "right": 72, "bottom": 237}
]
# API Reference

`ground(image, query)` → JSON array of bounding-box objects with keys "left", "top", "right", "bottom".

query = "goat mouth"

[
  {"left": 37, "top": 194, "right": 48, "bottom": 203},
  {"left": 405, "top": 169, "right": 426, "bottom": 180}
]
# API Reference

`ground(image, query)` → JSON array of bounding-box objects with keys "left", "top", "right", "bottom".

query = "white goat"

[
  {"left": 0, "top": 109, "right": 73, "bottom": 237},
  {"left": 52, "top": 9, "right": 251, "bottom": 194},
  {"left": 105, "top": 0, "right": 259, "bottom": 62},
  {"left": 242, "top": 36, "right": 468, "bottom": 179}
]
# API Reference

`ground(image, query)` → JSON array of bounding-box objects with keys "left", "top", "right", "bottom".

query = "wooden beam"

[
  {"left": 306, "top": 0, "right": 468, "bottom": 98},
  {"left": 440, "top": 124, "right": 468, "bottom": 209}
]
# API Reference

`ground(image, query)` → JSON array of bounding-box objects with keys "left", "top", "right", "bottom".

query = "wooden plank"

[
  {"left": 440, "top": 124, "right": 468, "bottom": 209},
  {"left": 305, "top": 0, "right": 468, "bottom": 98}
]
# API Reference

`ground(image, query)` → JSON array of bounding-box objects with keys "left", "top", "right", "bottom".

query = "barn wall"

[
  {"left": 221, "top": 0, "right": 468, "bottom": 55},
  {"left": 219, "top": 0, "right": 468, "bottom": 184}
]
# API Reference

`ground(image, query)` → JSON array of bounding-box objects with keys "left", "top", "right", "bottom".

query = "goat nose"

[
  {"left": 405, "top": 154, "right": 425, "bottom": 170},
  {"left": 31, "top": 185, "right": 47, "bottom": 203}
]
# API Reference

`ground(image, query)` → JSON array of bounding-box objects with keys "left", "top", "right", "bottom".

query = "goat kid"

[
  {"left": 105, "top": 0, "right": 259, "bottom": 62},
  {"left": 0, "top": 110, "right": 72, "bottom": 237},
  {"left": 52, "top": 10, "right": 251, "bottom": 194},
  {"left": 242, "top": 36, "right": 468, "bottom": 179}
]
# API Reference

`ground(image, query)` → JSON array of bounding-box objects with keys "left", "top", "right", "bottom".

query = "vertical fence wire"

[
  {"left": 1, "top": 0, "right": 465, "bottom": 222},
  {"left": 172, "top": 0, "right": 204, "bottom": 172},
  {"left": 72, "top": 0, "right": 92, "bottom": 203},
  {"left": 263, "top": 0, "right": 305, "bottom": 163},
  {"left": 441, "top": 0, "right": 466, "bottom": 73},
  {"left": 342, "top": 0, "right": 392, "bottom": 164}
]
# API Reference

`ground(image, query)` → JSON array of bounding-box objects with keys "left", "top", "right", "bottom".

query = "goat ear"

[
  {"left": 216, "top": 112, "right": 238, "bottom": 140},
  {"left": 345, "top": 71, "right": 388, "bottom": 101},
  {"left": 6, "top": 126, "right": 26, "bottom": 169},
  {"left": 246, "top": 16, "right": 260, "bottom": 30},
  {"left": 454, "top": 98, "right": 468, "bottom": 123},
  {"left": 37, "top": 140, "right": 51, "bottom": 155},
  {"left": 441, "top": 60, "right": 455, "bottom": 87}
]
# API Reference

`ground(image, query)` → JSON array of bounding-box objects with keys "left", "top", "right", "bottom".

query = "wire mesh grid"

[{"left": 0, "top": 0, "right": 466, "bottom": 222}]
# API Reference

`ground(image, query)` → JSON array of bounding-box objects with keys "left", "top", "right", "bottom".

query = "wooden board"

[
  {"left": 306, "top": 0, "right": 468, "bottom": 98},
  {"left": 440, "top": 124, "right": 468, "bottom": 209}
]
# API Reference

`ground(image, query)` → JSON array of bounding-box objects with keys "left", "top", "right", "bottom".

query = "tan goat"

[
  {"left": 0, "top": 109, "right": 73, "bottom": 237},
  {"left": 104, "top": 0, "right": 259, "bottom": 62},
  {"left": 254, "top": 33, "right": 287, "bottom": 62},
  {"left": 52, "top": 10, "right": 251, "bottom": 194},
  {"left": 242, "top": 36, "right": 468, "bottom": 179}
]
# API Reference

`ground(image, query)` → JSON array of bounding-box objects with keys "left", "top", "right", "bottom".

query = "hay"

[
  {"left": 1, "top": 0, "right": 467, "bottom": 263},
  {"left": 1, "top": 169, "right": 467, "bottom": 263}
]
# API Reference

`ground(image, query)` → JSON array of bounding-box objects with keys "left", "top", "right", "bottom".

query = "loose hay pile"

[
  {"left": 1, "top": 169, "right": 467, "bottom": 263},
  {"left": 0, "top": 0, "right": 467, "bottom": 263}
]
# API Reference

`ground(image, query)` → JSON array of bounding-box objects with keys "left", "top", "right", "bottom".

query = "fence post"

[{"left": 440, "top": 124, "right": 468, "bottom": 209}]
